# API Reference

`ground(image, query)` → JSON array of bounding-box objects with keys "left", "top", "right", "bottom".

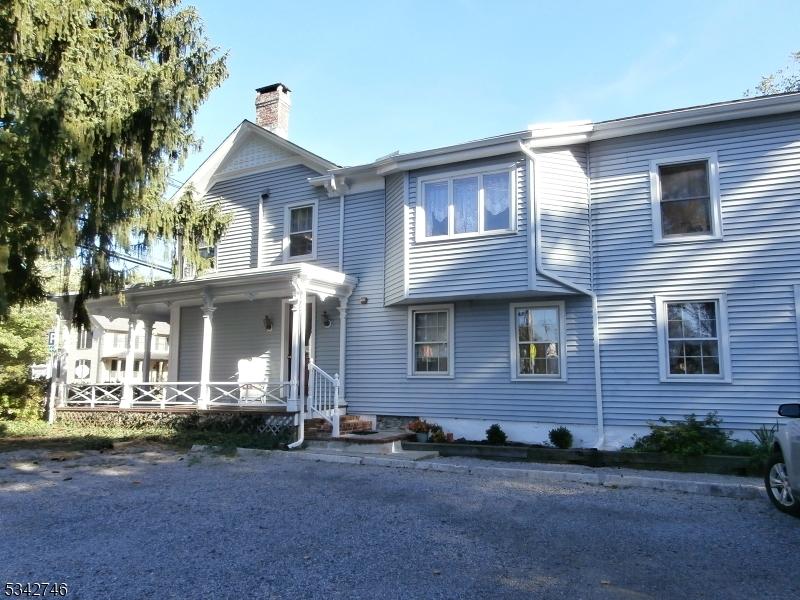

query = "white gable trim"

[{"left": 171, "top": 120, "right": 338, "bottom": 201}]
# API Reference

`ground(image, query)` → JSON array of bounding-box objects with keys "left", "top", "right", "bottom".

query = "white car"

[{"left": 765, "top": 403, "right": 800, "bottom": 516}]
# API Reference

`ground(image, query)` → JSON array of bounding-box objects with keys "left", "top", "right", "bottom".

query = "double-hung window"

[
  {"left": 418, "top": 167, "right": 514, "bottom": 241},
  {"left": 656, "top": 295, "right": 730, "bottom": 382},
  {"left": 408, "top": 305, "right": 454, "bottom": 377},
  {"left": 650, "top": 153, "right": 722, "bottom": 242},
  {"left": 511, "top": 302, "right": 566, "bottom": 380},
  {"left": 76, "top": 326, "right": 92, "bottom": 350},
  {"left": 285, "top": 202, "right": 316, "bottom": 260}
]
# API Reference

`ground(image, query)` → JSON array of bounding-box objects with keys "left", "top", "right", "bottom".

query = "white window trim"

[
  {"left": 655, "top": 293, "right": 732, "bottom": 383},
  {"left": 283, "top": 199, "right": 318, "bottom": 262},
  {"left": 509, "top": 301, "right": 568, "bottom": 382},
  {"left": 415, "top": 163, "right": 517, "bottom": 243},
  {"left": 407, "top": 304, "right": 455, "bottom": 378},
  {"left": 649, "top": 151, "right": 723, "bottom": 244}
]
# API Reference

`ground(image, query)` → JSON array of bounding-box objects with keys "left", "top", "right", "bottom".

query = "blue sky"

[{"left": 172, "top": 0, "right": 800, "bottom": 188}]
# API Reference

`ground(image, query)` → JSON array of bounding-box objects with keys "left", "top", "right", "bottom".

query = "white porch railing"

[
  {"left": 206, "top": 381, "right": 290, "bottom": 406},
  {"left": 131, "top": 382, "right": 201, "bottom": 408},
  {"left": 64, "top": 383, "right": 124, "bottom": 407},
  {"left": 307, "top": 361, "right": 340, "bottom": 436},
  {"left": 61, "top": 380, "right": 290, "bottom": 409}
]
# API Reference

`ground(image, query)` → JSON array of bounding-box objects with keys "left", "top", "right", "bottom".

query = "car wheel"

[{"left": 764, "top": 453, "right": 800, "bottom": 516}]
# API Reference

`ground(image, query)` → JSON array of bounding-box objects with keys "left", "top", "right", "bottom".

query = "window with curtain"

[
  {"left": 409, "top": 306, "right": 453, "bottom": 376},
  {"left": 514, "top": 304, "right": 562, "bottom": 377},
  {"left": 420, "top": 168, "right": 513, "bottom": 240}
]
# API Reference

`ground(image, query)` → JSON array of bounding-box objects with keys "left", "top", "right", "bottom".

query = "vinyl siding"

[
  {"left": 406, "top": 154, "right": 531, "bottom": 299},
  {"left": 535, "top": 146, "right": 592, "bottom": 290},
  {"left": 178, "top": 306, "right": 202, "bottom": 382},
  {"left": 345, "top": 187, "right": 597, "bottom": 422},
  {"left": 384, "top": 173, "right": 406, "bottom": 304},
  {"left": 590, "top": 113, "right": 800, "bottom": 431},
  {"left": 204, "top": 164, "right": 337, "bottom": 273},
  {"left": 176, "top": 297, "right": 340, "bottom": 383}
]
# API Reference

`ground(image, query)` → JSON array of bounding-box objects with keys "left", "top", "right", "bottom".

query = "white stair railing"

[{"left": 307, "top": 361, "right": 340, "bottom": 437}]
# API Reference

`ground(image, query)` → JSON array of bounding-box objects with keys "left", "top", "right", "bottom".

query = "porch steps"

[{"left": 304, "top": 427, "right": 421, "bottom": 455}]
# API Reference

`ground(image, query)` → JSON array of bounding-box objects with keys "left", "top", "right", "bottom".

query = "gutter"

[{"left": 518, "top": 141, "right": 606, "bottom": 450}]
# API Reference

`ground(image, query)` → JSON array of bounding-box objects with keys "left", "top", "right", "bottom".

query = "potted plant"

[{"left": 407, "top": 419, "right": 430, "bottom": 442}]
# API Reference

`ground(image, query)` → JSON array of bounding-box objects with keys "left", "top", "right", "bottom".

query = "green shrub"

[
  {"left": 485, "top": 424, "right": 507, "bottom": 445},
  {"left": 0, "top": 378, "right": 46, "bottom": 421},
  {"left": 632, "top": 412, "right": 732, "bottom": 456},
  {"left": 548, "top": 426, "right": 573, "bottom": 449},
  {"left": 428, "top": 424, "right": 447, "bottom": 443},
  {"left": 752, "top": 423, "right": 777, "bottom": 454}
]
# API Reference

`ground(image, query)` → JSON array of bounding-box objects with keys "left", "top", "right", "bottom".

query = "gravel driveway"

[{"left": 1, "top": 446, "right": 797, "bottom": 600}]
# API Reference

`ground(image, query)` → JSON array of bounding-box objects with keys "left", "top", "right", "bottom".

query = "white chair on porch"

[{"left": 236, "top": 357, "right": 268, "bottom": 404}]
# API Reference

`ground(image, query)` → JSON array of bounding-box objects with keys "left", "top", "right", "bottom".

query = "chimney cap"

[{"left": 256, "top": 82, "right": 291, "bottom": 94}]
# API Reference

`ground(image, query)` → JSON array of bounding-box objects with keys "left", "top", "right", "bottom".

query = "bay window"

[{"left": 418, "top": 166, "right": 514, "bottom": 241}]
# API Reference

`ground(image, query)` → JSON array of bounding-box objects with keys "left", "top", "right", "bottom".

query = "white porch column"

[
  {"left": 198, "top": 296, "right": 216, "bottom": 409},
  {"left": 166, "top": 303, "right": 180, "bottom": 381},
  {"left": 141, "top": 318, "right": 154, "bottom": 383},
  {"left": 121, "top": 312, "right": 139, "bottom": 407},
  {"left": 287, "top": 281, "right": 307, "bottom": 412},
  {"left": 336, "top": 297, "right": 348, "bottom": 407}
]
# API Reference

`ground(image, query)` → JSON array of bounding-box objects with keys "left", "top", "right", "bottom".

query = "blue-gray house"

[{"left": 54, "top": 84, "right": 800, "bottom": 448}]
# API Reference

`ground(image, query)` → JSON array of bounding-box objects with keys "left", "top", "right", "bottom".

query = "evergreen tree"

[{"left": 0, "top": 0, "right": 229, "bottom": 323}]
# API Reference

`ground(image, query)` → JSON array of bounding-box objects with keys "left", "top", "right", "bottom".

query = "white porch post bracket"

[
  {"left": 121, "top": 310, "right": 139, "bottom": 408},
  {"left": 336, "top": 294, "right": 349, "bottom": 407},
  {"left": 142, "top": 317, "right": 155, "bottom": 384},
  {"left": 199, "top": 292, "right": 216, "bottom": 409}
]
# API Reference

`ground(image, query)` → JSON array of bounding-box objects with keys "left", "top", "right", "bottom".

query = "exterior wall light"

[
  {"left": 263, "top": 315, "right": 273, "bottom": 333},
  {"left": 322, "top": 311, "right": 332, "bottom": 328}
]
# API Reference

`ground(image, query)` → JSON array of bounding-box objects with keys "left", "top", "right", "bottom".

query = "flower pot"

[{"left": 416, "top": 432, "right": 429, "bottom": 443}]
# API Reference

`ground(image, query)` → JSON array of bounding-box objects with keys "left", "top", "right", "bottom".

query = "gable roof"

[{"left": 172, "top": 120, "right": 339, "bottom": 200}]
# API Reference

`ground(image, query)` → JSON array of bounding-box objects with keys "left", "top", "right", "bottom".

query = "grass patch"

[{"left": 0, "top": 419, "right": 289, "bottom": 454}]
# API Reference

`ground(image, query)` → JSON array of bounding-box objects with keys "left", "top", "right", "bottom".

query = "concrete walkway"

[{"left": 205, "top": 445, "right": 766, "bottom": 501}]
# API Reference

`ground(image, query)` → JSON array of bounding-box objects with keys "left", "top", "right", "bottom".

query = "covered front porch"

[{"left": 52, "top": 263, "right": 355, "bottom": 437}]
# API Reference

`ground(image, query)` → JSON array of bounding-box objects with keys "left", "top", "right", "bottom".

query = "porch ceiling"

[{"left": 84, "top": 262, "right": 356, "bottom": 318}]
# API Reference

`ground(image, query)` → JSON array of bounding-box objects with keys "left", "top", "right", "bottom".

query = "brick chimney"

[{"left": 255, "top": 83, "right": 291, "bottom": 138}]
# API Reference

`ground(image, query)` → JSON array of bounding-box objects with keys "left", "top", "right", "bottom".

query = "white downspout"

[
  {"left": 288, "top": 288, "right": 307, "bottom": 449},
  {"left": 338, "top": 194, "right": 345, "bottom": 272},
  {"left": 519, "top": 141, "right": 606, "bottom": 450}
]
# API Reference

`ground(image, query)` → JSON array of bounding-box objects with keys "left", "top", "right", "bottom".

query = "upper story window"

[
  {"left": 407, "top": 304, "right": 454, "bottom": 378},
  {"left": 650, "top": 153, "right": 722, "bottom": 243},
  {"left": 198, "top": 243, "right": 216, "bottom": 269},
  {"left": 417, "top": 166, "right": 515, "bottom": 241},
  {"left": 112, "top": 332, "right": 127, "bottom": 349},
  {"left": 285, "top": 201, "right": 317, "bottom": 260},
  {"left": 76, "top": 326, "right": 92, "bottom": 350},
  {"left": 655, "top": 294, "right": 731, "bottom": 383},
  {"left": 511, "top": 302, "right": 566, "bottom": 380}
]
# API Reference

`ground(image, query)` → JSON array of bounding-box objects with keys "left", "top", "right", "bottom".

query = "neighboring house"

[
  {"left": 50, "top": 309, "right": 170, "bottom": 385},
  {"left": 53, "top": 83, "right": 800, "bottom": 448}
]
